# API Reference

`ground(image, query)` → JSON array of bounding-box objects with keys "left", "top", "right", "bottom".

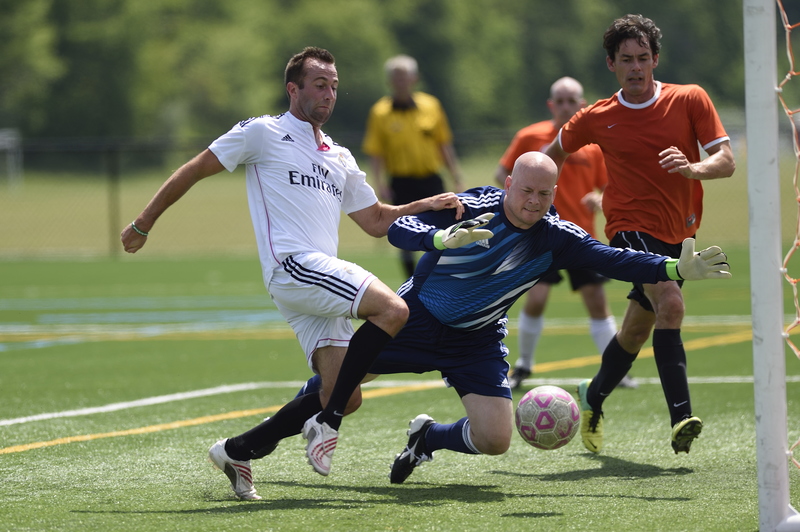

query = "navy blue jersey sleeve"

[
  {"left": 546, "top": 221, "right": 670, "bottom": 283},
  {"left": 388, "top": 186, "right": 504, "bottom": 251}
]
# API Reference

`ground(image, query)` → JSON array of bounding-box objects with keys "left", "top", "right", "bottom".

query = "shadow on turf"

[
  {"left": 493, "top": 453, "right": 694, "bottom": 485},
  {"left": 74, "top": 482, "right": 508, "bottom": 515}
]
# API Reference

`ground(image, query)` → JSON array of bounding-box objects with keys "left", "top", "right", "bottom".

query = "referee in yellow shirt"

[{"left": 363, "top": 54, "right": 465, "bottom": 277}]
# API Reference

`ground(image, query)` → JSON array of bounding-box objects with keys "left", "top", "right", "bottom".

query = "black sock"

[
  {"left": 225, "top": 392, "right": 322, "bottom": 460},
  {"left": 652, "top": 329, "right": 691, "bottom": 426},
  {"left": 317, "top": 320, "right": 393, "bottom": 430},
  {"left": 588, "top": 335, "right": 638, "bottom": 409}
]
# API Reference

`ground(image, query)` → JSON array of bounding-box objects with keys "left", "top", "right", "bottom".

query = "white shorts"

[{"left": 269, "top": 252, "right": 376, "bottom": 369}]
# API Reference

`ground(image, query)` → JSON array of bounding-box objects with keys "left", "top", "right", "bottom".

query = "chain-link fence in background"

[{"left": 0, "top": 114, "right": 786, "bottom": 259}]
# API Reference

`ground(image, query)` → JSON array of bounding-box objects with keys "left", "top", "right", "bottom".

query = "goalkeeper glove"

[
  {"left": 665, "top": 238, "right": 731, "bottom": 281},
  {"left": 433, "top": 213, "right": 495, "bottom": 250}
]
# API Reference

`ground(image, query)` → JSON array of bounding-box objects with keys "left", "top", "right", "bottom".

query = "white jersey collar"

[
  {"left": 285, "top": 111, "right": 330, "bottom": 148},
  {"left": 616, "top": 81, "right": 661, "bottom": 109}
]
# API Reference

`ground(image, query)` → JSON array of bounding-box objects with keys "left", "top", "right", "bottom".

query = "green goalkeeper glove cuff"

[
  {"left": 665, "top": 259, "right": 681, "bottom": 281},
  {"left": 433, "top": 213, "right": 495, "bottom": 250}
]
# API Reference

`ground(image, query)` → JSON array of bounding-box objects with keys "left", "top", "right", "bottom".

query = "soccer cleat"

[
  {"left": 390, "top": 414, "right": 435, "bottom": 484},
  {"left": 302, "top": 414, "right": 338, "bottom": 476},
  {"left": 577, "top": 379, "right": 604, "bottom": 453},
  {"left": 508, "top": 367, "right": 532, "bottom": 390},
  {"left": 208, "top": 439, "right": 261, "bottom": 500},
  {"left": 671, "top": 416, "right": 703, "bottom": 454},
  {"left": 616, "top": 374, "right": 639, "bottom": 389}
]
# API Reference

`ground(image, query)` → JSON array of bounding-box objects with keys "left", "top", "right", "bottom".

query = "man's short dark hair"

[
  {"left": 603, "top": 14, "right": 662, "bottom": 59},
  {"left": 284, "top": 47, "right": 336, "bottom": 89}
]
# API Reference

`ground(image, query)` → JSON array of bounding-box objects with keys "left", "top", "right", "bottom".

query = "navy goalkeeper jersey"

[{"left": 388, "top": 186, "right": 671, "bottom": 330}]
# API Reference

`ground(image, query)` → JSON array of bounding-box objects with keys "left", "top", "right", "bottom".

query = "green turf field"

[{"left": 1, "top": 248, "right": 799, "bottom": 531}]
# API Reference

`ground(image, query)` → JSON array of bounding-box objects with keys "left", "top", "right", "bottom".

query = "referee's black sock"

[
  {"left": 588, "top": 335, "right": 638, "bottom": 409},
  {"left": 226, "top": 392, "right": 322, "bottom": 461},
  {"left": 652, "top": 328, "right": 692, "bottom": 426},
  {"left": 317, "top": 320, "right": 393, "bottom": 431}
]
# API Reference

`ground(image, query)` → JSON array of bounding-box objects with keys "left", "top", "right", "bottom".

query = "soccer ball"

[{"left": 515, "top": 385, "right": 580, "bottom": 450}]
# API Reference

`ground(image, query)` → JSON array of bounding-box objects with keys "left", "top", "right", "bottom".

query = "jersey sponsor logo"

[
  {"left": 288, "top": 164, "right": 343, "bottom": 202},
  {"left": 281, "top": 134, "right": 295, "bottom": 142}
]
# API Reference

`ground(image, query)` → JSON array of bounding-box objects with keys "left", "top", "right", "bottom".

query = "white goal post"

[{"left": 744, "top": 0, "right": 800, "bottom": 530}]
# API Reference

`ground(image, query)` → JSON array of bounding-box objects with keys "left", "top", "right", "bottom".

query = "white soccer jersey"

[{"left": 209, "top": 112, "right": 378, "bottom": 287}]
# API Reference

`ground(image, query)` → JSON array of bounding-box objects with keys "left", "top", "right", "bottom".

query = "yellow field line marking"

[
  {"left": 0, "top": 323, "right": 758, "bottom": 344},
  {"left": 0, "top": 383, "right": 442, "bottom": 455},
  {"left": 0, "top": 332, "right": 753, "bottom": 455},
  {"left": 534, "top": 329, "right": 755, "bottom": 372}
]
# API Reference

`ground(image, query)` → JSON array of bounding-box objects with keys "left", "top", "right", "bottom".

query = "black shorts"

[
  {"left": 390, "top": 174, "right": 445, "bottom": 204},
  {"left": 539, "top": 269, "right": 610, "bottom": 291},
  {"left": 609, "top": 231, "right": 687, "bottom": 313}
]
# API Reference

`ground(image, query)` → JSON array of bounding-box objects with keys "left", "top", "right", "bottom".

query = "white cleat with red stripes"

[
  {"left": 208, "top": 439, "right": 261, "bottom": 500},
  {"left": 302, "top": 414, "right": 338, "bottom": 476}
]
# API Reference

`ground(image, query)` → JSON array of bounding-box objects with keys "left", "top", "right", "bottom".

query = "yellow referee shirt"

[{"left": 362, "top": 91, "right": 454, "bottom": 178}]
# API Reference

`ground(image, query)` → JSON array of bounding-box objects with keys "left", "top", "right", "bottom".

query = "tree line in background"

[{"left": 1, "top": 0, "right": 787, "bottom": 151}]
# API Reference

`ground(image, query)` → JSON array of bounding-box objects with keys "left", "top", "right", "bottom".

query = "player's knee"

[
  {"left": 380, "top": 295, "right": 409, "bottom": 333},
  {"left": 474, "top": 431, "right": 512, "bottom": 455},
  {"left": 653, "top": 298, "right": 685, "bottom": 325},
  {"left": 477, "top": 435, "right": 511, "bottom": 455}
]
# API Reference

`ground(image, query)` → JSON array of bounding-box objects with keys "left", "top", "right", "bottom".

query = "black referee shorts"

[
  {"left": 390, "top": 174, "right": 445, "bottom": 204},
  {"left": 609, "top": 231, "right": 688, "bottom": 313}
]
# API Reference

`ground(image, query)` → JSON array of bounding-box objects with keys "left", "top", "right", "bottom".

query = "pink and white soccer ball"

[{"left": 515, "top": 385, "right": 580, "bottom": 450}]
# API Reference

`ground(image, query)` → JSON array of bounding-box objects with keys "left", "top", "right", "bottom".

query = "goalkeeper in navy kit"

[{"left": 253, "top": 151, "right": 730, "bottom": 490}]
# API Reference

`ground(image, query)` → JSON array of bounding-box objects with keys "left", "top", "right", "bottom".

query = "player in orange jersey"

[
  {"left": 495, "top": 77, "right": 637, "bottom": 391},
  {"left": 546, "top": 14, "right": 735, "bottom": 455}
]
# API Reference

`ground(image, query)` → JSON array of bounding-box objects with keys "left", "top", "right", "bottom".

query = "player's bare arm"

[
  {"left": 581, "top": 190, "right": 604, "bottom": 213},
  {"left": 658, "top": 140, "right": 736, "bottom": 180},
  {"left": 349, "top": 193, "right": 464, "bottom": 238},
  {"left": 440, "top": 144, "right": 465, "bottom": 192},
  {"left": 121, "top": 149, "right": 225, "bottom": 253},
  {"left": 543, "top": 140, "right": 570, "bottom": 177}
]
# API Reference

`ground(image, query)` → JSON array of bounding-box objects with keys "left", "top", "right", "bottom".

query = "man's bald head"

[{"left": 503, "top": 152, "right": 559, "bottom": 230}]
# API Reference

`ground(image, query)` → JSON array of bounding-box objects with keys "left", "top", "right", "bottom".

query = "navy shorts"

[
  {"left": 369, "top": 295, "right": 512, "bottom": 399},
  {"left": 539, "top": 268, "right": 610, "bottom": 291},
  {"left": 609, "top": 231, "right": 686, "bottom": 312}
]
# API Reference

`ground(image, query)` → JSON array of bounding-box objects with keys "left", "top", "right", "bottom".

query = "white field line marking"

[
  {"left": 0, "top": 380, "right": 440, "bottom": 426},
  {"left": 2, "top": 376, "right": 798, "bottom": 427}
]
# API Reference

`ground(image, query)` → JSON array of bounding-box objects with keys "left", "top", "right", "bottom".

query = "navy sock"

[
  {"left": 317, "top": 320, "right": 393, "bottom": 430},
  {"left": 424, "top": 417, "right": 480, "bottom": 455},
  {"left": 652, "top": 328, "right": 692, "bottom": 426},
  {"left": 226, "top": 392, "right": 322, "bottom": 460},
  {"left": 588, "top": 335, "right": 638, "bottom": 409}
]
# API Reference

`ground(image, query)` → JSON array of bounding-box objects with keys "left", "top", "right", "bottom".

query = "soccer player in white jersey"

[{"left": 120, "top": 47, "right": 462, "bottom": 499}]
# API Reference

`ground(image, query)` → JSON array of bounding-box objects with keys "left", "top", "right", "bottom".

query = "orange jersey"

[
  {"left": 559, "top": 82, "right": 729, "bottom": 244},
  {"left": 500, "top": 120, "right": 607, "bottom": 237}
]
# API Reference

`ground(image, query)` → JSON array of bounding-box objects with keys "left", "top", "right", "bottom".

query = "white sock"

[
  {"left": 462, "top": 419, "right": 482, "bottom": 455},
  {"left": 590, "top": 316, "right": 617, "bottom": 354},
  {"left": 516, "top": 313, "right": 544, "bottom": 369}
]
